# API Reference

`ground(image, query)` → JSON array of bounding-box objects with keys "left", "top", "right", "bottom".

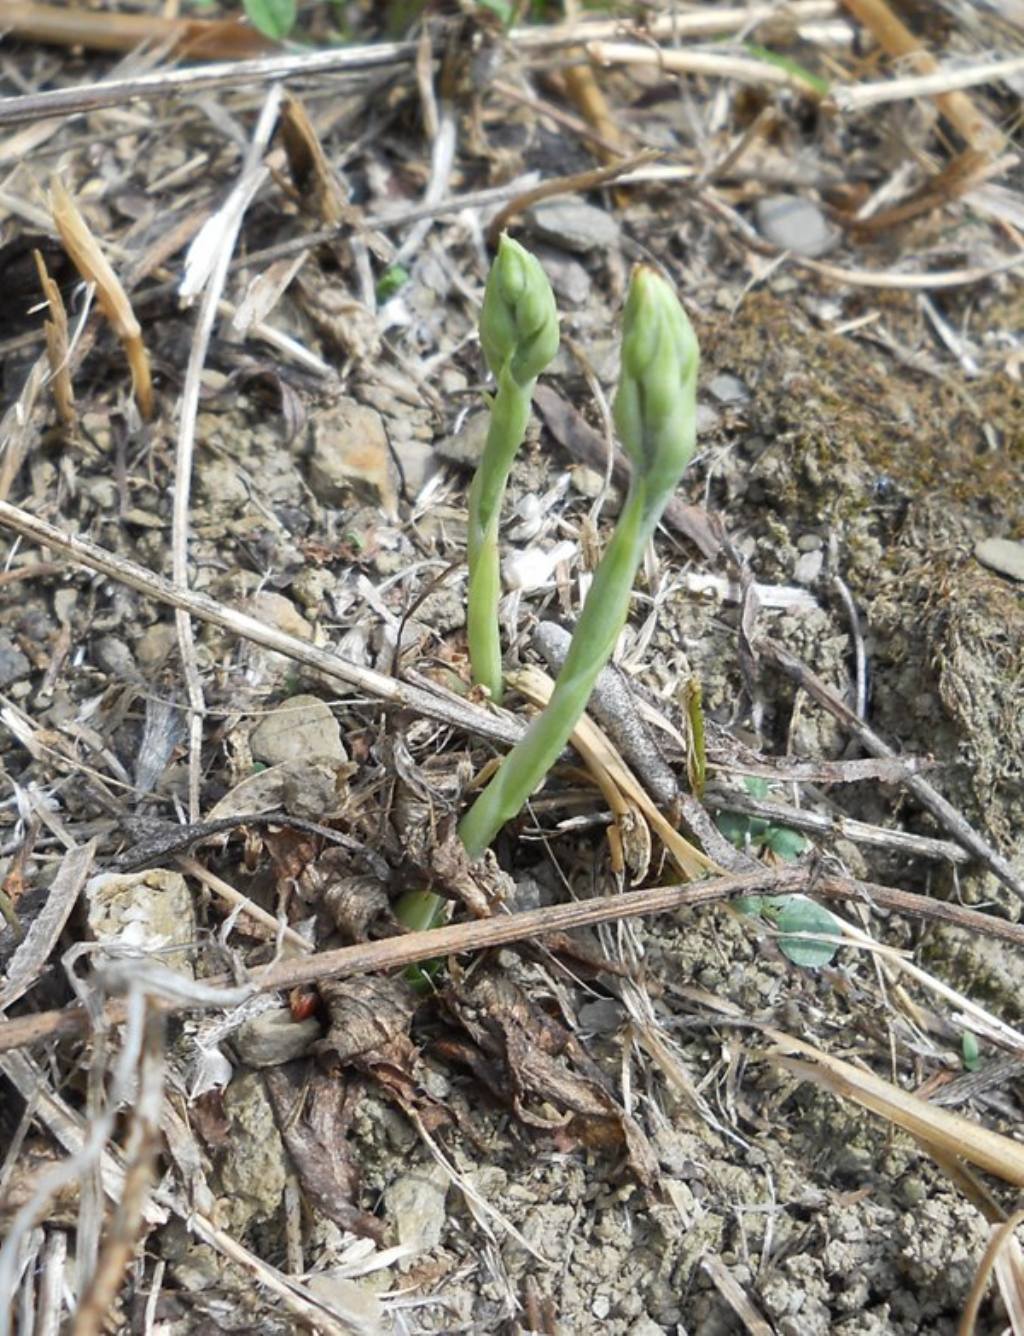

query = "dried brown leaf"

[
  {"left": 425, "top": 827, "right": 514, "bottom": 919},
  {"left": 444, "top": 967, "right": 658, "bottom": 1186},
  {"left": 33, "top": 248, "right": 75, "bottom": 425},
  {"left": 318, "top": 975, "right": 419, "bottom": 1066},
  {"left": 279, "top": 95, "right": 348, "bottom": 226},
  {"left": 49, "top": 178, "right": 153, "bottom": 419},
  {"left": 263, "top": 1063, "right": 385, "bottom": 1241}
]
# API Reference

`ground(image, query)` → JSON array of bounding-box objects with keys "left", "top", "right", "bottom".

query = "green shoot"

[
  {"left": 458, "top": 264, "right": 699, "bottom": 858},
  {"left": 467, "top": 234, "right": 559, "bottom": 703},
  {"left": 243, "top": 0, "right": 296, "bottom": 40},
  {"left": 375, "top": 264, "right": 410, "bottom": 304},
  {"left": 683, "top": 677, "right": 706, "bottom": 798},
  {"left": 962, "top": 1030, "right": 982, "bottom": 1072}
]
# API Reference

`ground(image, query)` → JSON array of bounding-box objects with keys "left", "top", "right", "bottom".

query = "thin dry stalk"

[
  {"left": 278, "top": 94, "right": 348, "bottom": 226},
  {"left": 769, "top": 1029, "right": 1024, "bottom": 1185},
  {"left": 173, "top": 84, "right": 282, "bottom": 819},
  {"left": 518, "top": 1, "right": 841, "bottom": 49},
  {"left": 587, "top": 42, "right": 827, "bottom": 98},
  {"left": 49, "top": 179, "right": 153, "bottom": 420},
  {"left": 71, "top": 1009, "right": 164, "bottom": 1336},
  {"left": 960, "top": 1208, "right": 1024, "bottom": 1336},
  {"left": 839, "top": 0, "right": 1006, "bottom": 151},
  {"left": 702, "top": 788, "right": 971, "bottom": 865},
  {"left": 833, "top": 56, "right": 1024, "bottom": 112},
  {"left": 0, "top": 40, "right": 415, "bottom": 129},
  {"left": 0, "top": 840, "right": 95, "bottom": 1010},
  {"left": 4, "top": 864, "right": 1024, "bottom": 1057},
  {"left": 32, "top": 250, "right": 75, "bottom": 427},
  {"left": 0, "top": 495, "right": 524, "bottom": 749},
  {"left": 177, "top": 855, "right": 312, "bottom": 952},
  {"left": 2, "top": 1, "right": 276, "bottom": 58},
  {"left": 509, "top": 664, "right": 718, "bottom": 879},
  {"left": 700, "top": 1254, "right": 774, "bottom": 1336}
]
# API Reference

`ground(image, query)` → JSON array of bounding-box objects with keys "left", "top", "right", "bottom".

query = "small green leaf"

[
  {"left": 962, "top": 1030, "right": 981, "bottom": 1072},
  {"left": 716, "top": 811, "right": 753, "bottom": 848},
  {"left": 243, "top": 0, "right": 296, "bottom": 40},
  {"left": 764, "top": 896, "right": 841, "bottom": 968},
  {"left": 375, "top": 264, "right": 410, "bottom": 303},
  {"left": 743, "top": 776, "right": 770, "bottom": 800},
  {"left": 764, "top": 825, "right": 808, "bottom": 861},
  {"left": 733, "top": 895, "right": 765, "bottom": 919}
]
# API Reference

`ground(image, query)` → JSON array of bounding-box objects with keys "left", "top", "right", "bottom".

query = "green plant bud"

[
  {"left": 480, "top": 233, "right": 560, "bottom": 386},
  {"left": 612, "top": 265, "right": 699, "bottom": 501}
]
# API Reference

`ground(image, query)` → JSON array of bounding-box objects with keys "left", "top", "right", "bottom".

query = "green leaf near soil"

[
  {"left": 737, "top": 895, "right": 842, "bottom": 968},
  {"left": 243, "top": 0, "right": 296, "bottom": 40},
  {"left": 375, "top": 264, "right": 410, "bottom": 303}
]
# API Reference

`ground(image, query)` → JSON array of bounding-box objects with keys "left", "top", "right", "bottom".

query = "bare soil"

[{"left": 1, "top": 5, "right": 1023, "bottom": 1334}]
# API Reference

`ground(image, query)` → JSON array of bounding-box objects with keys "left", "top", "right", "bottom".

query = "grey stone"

[
  {"left": 303, "top": 1274, "right": 385, "bottom": 1329},
  {"left": 570, "top": 464, "right": 605, "bottom": 499},
  {"left": 535, "top": 247, "right": 592, "bottom": 305},
  {"left": 384, "top": 1164, "right": 449, "bottom": 1259},
  {"left": 0, "top": 635, "right": 30, "bottom": 688},
  {"left": 578, "top": 998, "right": 625, "bottom": 1034},
  {"left": 216, "top": 1071, "right": 287, "bottom": 1234},
  {"left": 197, "top": 456, "right": 248, "bottom": 509},
  {"left": 135, "top": 621, "right": 177, "bottom": 670},
  {"left": 234, "top": 1007, "right": 320, "bottom": 1066},
  {"left": 754, "top": 194, "right": 838, "bottom": 258},
  {"left": 525, "top": 199, "right": 620, "bottom": 254},
  {"left": 394, "top": 436, "right": 439, "bottom": 497},
  {"left": 708, "top": 373, "right": 750, "bottom": 404},
  {"left": 975, "top": 536, "right": 1024, "bottom": 582},
  {"left": 437, "top": 411, "right": 488, "bottom": 468},
  {"left": 250, "top": 694, "right": 346, "bottom": 765}
]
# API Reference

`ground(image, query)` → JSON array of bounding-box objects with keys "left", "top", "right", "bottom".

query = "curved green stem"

[
  {"left": 460, "top": 262, "right": 699, "bottom": 859},
  {"left": 466, "top": 364, "right": 533, "bottom": 703},
  {"left": 459, "top": 478, "right": 660, "bottom": 858},
  {"left": 466, "top": 234, "right": 558, "bottom": 701},
  {"left": 396, "top": 264, "right": 698, "bottom": 974}
]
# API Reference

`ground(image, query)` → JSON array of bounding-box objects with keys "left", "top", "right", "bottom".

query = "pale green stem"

[
  {"left": 465, "top": 362, "right": 533, "bottom": 704},
  {"left": 458, "top": 475, "right": 662, "bottom": 859}
]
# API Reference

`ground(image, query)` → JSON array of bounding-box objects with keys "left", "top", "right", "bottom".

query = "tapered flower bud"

[
  {"left": 480, "top": 233, "right": 560, "bottom": 386},
  {"left": 612, "top": 265, "right": 699, "bottom": 501}
]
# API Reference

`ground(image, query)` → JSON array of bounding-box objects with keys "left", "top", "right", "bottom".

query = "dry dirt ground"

[{"left": 1, "top": 3, "right": 1024, "bottom": 1334}]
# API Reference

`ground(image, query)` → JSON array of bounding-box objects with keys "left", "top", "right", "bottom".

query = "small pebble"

[
  {"left": 570, "top": 464, "right": 605, "bottom": 498},
  {"left": 754, "top": 194, "right": 838, "bottom": 258},
  {"left": 708, "top": 373, "right": 750, "bottom": 404},
  {"left": 234, "top": 1008, "right": 321, "bottom": 1066},
  {"left": 536, "top": 248, "right": 592, "bottom": 305},
  {"left": 86, "top": 870, "right": 195, "bottom": 977},
  {"left": 975, "top": 536, "right": 1024, "bottom": 582},
  {"left": 393, "top": 436, "right": 438, "bottom": 497},
  {"left": 307, "top": 398, "right": 398, "bottom": 518},
  {"left": 250, "top": 694, "right": 347, "bottom": 765},
  {"left": 0, "top": 635, "right": 30, "bottom": 689},
  {"left": 437, "top": 411, "right": 488, "bottom": 468},
  {"left": 525, "top": 199, "right": 621, "bottom": 255},
  {"left": 793, "top": 550, "right": 823, "bottom": 585}
]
